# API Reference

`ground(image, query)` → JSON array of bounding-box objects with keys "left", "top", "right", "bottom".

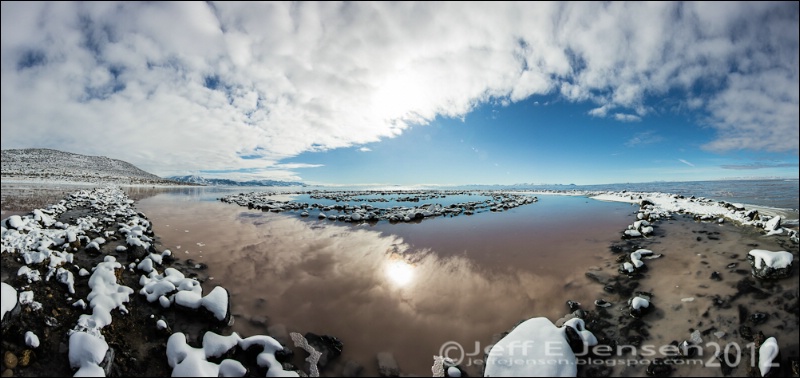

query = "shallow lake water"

[{"left": 134, "top": 189, "right": 635, "bottom": 375}]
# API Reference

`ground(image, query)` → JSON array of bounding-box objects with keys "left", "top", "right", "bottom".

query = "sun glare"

[{"left": 386, "top": 259, "right": 415, "bottom": 287}]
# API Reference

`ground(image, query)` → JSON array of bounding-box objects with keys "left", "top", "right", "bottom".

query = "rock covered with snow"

[
  {"left": 628, "top": 292, "right": 653, "bottom": 318},
  {"left": 758, "top": 336, "right": 780, "bottom": 377},
  {"left": 1, "top": 282, "right": 18, "bottom": 322},
  {"left": 747, "top": 249, "right": 794, "bottom": 280},
  {"left": 484, "top": 316, "right": 597, "bottom": 377}
]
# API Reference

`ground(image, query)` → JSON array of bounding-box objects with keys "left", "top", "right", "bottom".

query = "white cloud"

[
  {"left": 359, "top": 147, "right": 372, "bottom": 152},
  {"left": 625, "top": 131, "right": 663, "bottom": 147},
  {"left": 1, "top": 2, "right": 797, "bottom": 180},
  {"left": 678, "top": 159, "right": 695, "bottom": 167},
  {"left": 613, "top": 113, "right": 641, "bottom": 122}
]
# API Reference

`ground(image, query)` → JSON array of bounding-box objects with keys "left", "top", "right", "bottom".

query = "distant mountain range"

[
  {"left": 167, "top": 175, "right": 306, "bottom": 187},
  {"left": 1, "top": 148, "right": 179, "bottom": 185}
]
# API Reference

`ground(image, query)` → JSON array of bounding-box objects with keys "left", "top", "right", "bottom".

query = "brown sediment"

[{"left": 579, "top": 215, "right": 799, "bottom": 377}]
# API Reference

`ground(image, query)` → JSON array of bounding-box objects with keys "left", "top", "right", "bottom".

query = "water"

[
  {"left": 2, "top": 179, "right": 798, "bottom": 375},
  {"left": 135, "top": 192, "right": 634, "bottom": 376}
]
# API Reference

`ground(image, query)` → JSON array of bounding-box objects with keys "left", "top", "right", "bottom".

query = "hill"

[{"left": 1, "top": 148, "right": 180, "bottom": 185}]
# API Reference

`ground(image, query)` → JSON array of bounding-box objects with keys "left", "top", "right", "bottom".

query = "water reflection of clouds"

[{"left": 138, "top": 199, "right": 611, "bottom": 375}]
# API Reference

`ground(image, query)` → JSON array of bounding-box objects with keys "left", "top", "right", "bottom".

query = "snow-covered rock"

[
  {"left": 747, "top": 250, "right": 794, "bottom": 280},
  {"left": 485, "top": 317, "right": 585, "bottom": 377},
  {"left": 1, "top": 282, "right": 18, "bottom": 321},
  {"left": 758, "top": 337, "right": 779, "bottom": 377}
]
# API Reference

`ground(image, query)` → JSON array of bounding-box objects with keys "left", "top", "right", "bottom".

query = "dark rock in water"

[
  {"left": 304, "top": 333, "right": 343, "bottom": 368},
  {"left": 377, "top": 352, "right": 400, "bottom": 377},
  {"left": 747, "top": 252, "right": 794, "bottom": 280},
  {"left": 603, "top": 285, "right": 616, "bottom": 294},
  {"left": 738, "top": 305, "right": 749, "bottom": 325},
  {"left": 567, "top": 300, "right": 582, "bottom": 311},
  {"left": 595, "top": 299, "right": 612, "bottom": 308},
  {"left": 585, "top": 271, "right": 613, "bottom": 285},
  {"left": 342, "top": 360, "right": 363, "bottom": 377},
  {"left": 679, "top": 340, "right": 699, "bottom": 358},
  {"left": 710, "top": 271, "right": 722, "bottom": 281},
  {"left": 739, "top": 325, "right": 754, "bottom": 341},
  {"left": 726, "top": 262, "right": 738, "bottom": 269},
  {"left": 573, "top": 309, "right": 587, "bottom": 319},
  {"left": 734, "top": 278, "right": 770, "bottom": 300},
  {"left": 585, "top": 365, "right": 612, "bottom": 377},
  {"left": 645, "top": 358, "right": 673, "bottom": 377},
  {"left": 564, "top": 325, "right": 585, "bottom": 354},
  {"left": 716, "top": 352, "right": 737, "bottom": 376},
  {"left": 749, "top": 312, "right": 768, "bottom": 325},
  {"left": 274, "top": 347, "right": 294, "bottom": 363}
]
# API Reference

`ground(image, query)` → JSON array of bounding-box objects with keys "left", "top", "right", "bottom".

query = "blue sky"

[{"left": 1, "top": 2, "right": 798, "bottom": 185}]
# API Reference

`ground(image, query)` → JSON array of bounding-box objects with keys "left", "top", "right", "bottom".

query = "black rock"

[
  {"left": 567, "top": 300, "right": 582, "bottom": 311},
  {"left": 564, "top": 325, "right": 585, "bottom": 354},
  {"left": 304, "top": 333, "right": 343, "bottom": 368},
  {"left": 595, "top": 299, "right": 612, "bottom": 308},
  {"left": 710, "top": 271, "right": 722, "bottom": 281},
  {"left": 739, "top": 325, "right": 754, "bottom": 341},
  {"left": 645, "top": 358, "right": 673, "bottom": 377},
  {"left": 716, "top": 352, "right": 737, "bottom": 376},
  {"left": 749, "top": 312, "right": 768, "bottom": 325}
]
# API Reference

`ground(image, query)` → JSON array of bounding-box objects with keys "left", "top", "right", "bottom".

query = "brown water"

[{"left": 135, "top": 193, "right": 635, "bottom": 376}]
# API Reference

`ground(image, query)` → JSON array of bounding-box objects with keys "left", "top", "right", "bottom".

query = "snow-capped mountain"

[
  {"left": 167, "top": 175, "right": 306, "bottom": 187},
  {"left": 1, "top": 148, "right": 179, "bottom": 185}
]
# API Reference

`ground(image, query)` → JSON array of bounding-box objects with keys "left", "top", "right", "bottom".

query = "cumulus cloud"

[
  {"left": 359, "top": 147, "right": 372, "bottom": 152},
  {"left": 1, "top": 2, "right": 797, "bottom": 179}
]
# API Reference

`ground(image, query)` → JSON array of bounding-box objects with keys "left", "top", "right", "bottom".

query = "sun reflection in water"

[{"left": 386, "top": 259, "right": 415, "bottom": 287}]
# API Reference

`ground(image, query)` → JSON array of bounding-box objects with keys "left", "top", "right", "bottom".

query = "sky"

[{"left": 1, "top": 2, "right": 798, "bottom": 186}]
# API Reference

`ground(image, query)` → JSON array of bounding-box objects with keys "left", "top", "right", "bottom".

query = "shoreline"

[{"left": 1, "top": 186, "right": 798, "bottom": 377}]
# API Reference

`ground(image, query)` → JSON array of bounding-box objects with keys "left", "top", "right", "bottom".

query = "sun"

[{"left": 386, "top": 259, "right": 415, "bottom": 287}]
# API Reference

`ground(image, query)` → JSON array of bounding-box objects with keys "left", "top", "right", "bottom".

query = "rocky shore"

[
  {"left": 2, "top": 186, "right": 798, "bottom": 377},
  {"left": 1, "top": 187, "right": 344, "bottom": 377}
]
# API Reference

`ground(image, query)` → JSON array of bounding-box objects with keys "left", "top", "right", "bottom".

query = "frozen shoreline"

[{"left": 4, "top": 185, "right": 800, "bottom": 376}]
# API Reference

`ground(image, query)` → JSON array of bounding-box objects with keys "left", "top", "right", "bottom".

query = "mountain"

[
  {"left": 1, "top": 148, "right": 180, "bottom": 185},
  {"left": 167, "top": 175, "right": 306, "bottom": 187}
]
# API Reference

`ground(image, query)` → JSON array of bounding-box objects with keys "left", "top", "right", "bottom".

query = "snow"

[
  {"left": 202, "top": 286, "right": 230, "bottom": 322},
  {"left": 447, "top": 366, "right": 461, "bottom": 377},
  {"left": 758, "top": 337, "right": 779, "bottom": 376},
  {"left": 563, "top": 318, "right": 598, "bottom": 347},
  {"left": 19, "top": 290, "right": 35, "bottom": 305},
  {"left": 18, "top": 266, "right": 42, "bottom": 282},
  {"left": 240, "top": 335, "right": 299, "bottom": 377},
  {"left": 25, "top": 331, "right": 40, "bottom": 348},
  {"left": 748, "top": 249, "right": 794, "bottom": 269},
  {"left": 484, "top": 317, "right": 578, "bottom": 377},
  {"left": 157, "top": 319, "right": 168, "bottom": 330},
  {"left": 631, "top": 297, "right": 650, "bottom": 310},
  {"left": 68, "top": 331, "right": 109, "bottom": 377},
  {"left": 1, "top": 282, "right": 17, "bottom": 321},
  {"left": 77, "top": 256, "right": 134, "bottom": 331},
  {"left": 167, "top": 332, "right": 249, "bottom": 377}
]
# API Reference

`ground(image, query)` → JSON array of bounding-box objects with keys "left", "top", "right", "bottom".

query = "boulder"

[{"left": 747, "top": 250, "right": 794, "bottom": 280}]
